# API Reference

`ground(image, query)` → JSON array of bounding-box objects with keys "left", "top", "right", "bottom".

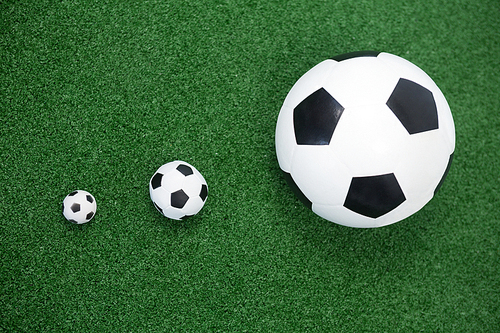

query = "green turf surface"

[{"left": 1, "top": 0, "right": 499, "bottom": 331}]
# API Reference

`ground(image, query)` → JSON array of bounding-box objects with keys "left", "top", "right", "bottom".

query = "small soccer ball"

[
  {"left": 62, "top": 190, "right": 97, "bottom": 224},
  {"left": 275, "top": 51, "right": 455, "bottom": 228},
  {"left": 149, "top": 161, "right": 208, "bottom": 220}
]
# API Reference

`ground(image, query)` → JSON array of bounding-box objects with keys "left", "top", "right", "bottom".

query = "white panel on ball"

[
  {"left": 275, "top": 105, "right": 297, "bottom": 173},
  {"left": 323, "top": 57, "right": 400, "bottom": 108},
  {"left": 161, "top": 171, "right": 185, "bottom": 194},
  {"left": 330, "top": 104, "right": 409, "bottom": 176},
  {"left": 291, "top": 145, "right": 351, "bottom": 206},
  {"left": 433, "top": 90, "right": 456, "bottom": 152},
  {"left": 394, "top": 130, "right": 451, "bottom": 198}
]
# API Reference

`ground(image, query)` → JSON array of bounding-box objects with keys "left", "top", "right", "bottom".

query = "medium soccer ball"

[
  {"left": 275, "top": 51, "right": 455, "bottom": 228},
  {"left": 62, "top": 190, "right": 97, "bottom": 224},
  {"left": 149, "top": 161, "right": 208, "bottom": 220}
]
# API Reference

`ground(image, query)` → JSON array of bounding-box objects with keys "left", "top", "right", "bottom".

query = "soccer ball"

[
  {"left": 275, "top": 51, "right": 455, "bottom": 228},
  {"left": 149, "top": 161, "right": 208, "bottom": 220},
  {"left": 62, "top": 190, "right": 97, "bottom": 224}
]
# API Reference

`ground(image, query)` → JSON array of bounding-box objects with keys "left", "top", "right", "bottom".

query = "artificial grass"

[{"left": 1, "top": 0, "right": 499, "bottom": 331}]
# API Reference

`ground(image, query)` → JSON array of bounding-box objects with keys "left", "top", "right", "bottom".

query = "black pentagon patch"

[
  {"left": 151, "top": 173, "right": 163, "bottom": 190},
  {"left": 200, "top": 184, "right": 208, "bottom": 201},
  {"left": 171, "top": 189, "right": 189, "bottom": 209},
  {"left": 69, "top": 219, "right": 78, "bottom": 224},
  {"left": 387, "top": 78, "right": 438, "bottom": 134},
  {"left": 294, "top": 88, "right": 344, "bottom": 145},
  {"left": 86, "top": 195, "right": 94, "bottom": 203},
  {"left": 344, "top": 173, "right": 406, "bottom": 218},
  {"left": 71, "top": 203, "right": 81, "bottom": 213},
  {"left": 69, "top": 191, "right": 78, "bottom": 196},
  {"left": 331, "top": 51, "right": 380, "bottom": 62},
  {"left": 181, "top": 214, "right": 193, "bottom": 220},
  {"left": 176, "top": 164, "right": 193, "bottom": 176},
  {"left": 86, "top": 211, "right": 94, "bottom": 220},
  {"left": 283, "top": 171, "right": 312, "bottom": 210},
  {"left": 434, "top": 153, "right": 454, "bottom": 195}
]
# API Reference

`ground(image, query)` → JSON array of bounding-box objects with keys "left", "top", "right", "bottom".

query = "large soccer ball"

[
  {"left": 275, "top": 51, "right": 455, "bottom": 228},
  {"left": 149, "top": 161, "right": 208, "bottom": 220},
  {"left": 62, "top": 190, "right": 97, "bottom": 224}
]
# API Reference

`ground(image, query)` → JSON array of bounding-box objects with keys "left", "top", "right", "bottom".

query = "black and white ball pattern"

[
  {"left": 62, "top": 190, "right": 97, "bottom": 224},
  {"left": 275, "top": 51, "right": 455, "bottom": 228},
  {"left": 149, "top": 161, "right": 208, "bottom": 220}
]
